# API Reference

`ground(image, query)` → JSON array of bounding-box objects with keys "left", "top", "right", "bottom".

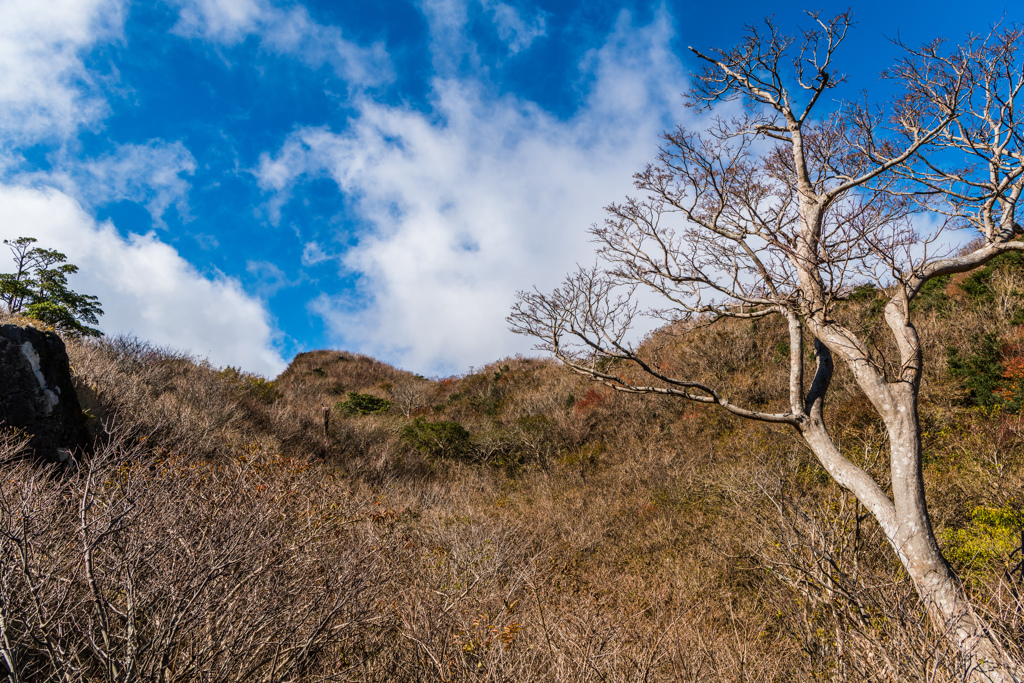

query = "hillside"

[{"left": 2, "top": 265, "right": 1024, "bottom": 681}]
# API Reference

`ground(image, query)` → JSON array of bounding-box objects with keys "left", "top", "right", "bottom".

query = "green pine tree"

[{"left": 0, "top": 237, "right": 103, "bottom": 337}]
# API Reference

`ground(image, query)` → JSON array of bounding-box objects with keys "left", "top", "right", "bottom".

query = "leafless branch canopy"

[
  {"left": 889, "top": 24, "right": 1024, "bottom": 241},
  {"left": 514, "top": 12, "right": 961, "bottom": 419},
  {"left": 511, "top": 16, "right": 1024, "bottom": 677}
]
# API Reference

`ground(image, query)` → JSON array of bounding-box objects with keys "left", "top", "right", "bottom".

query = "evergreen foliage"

[
  {"left": 401, "top": 418, "right": 472, "bottom": 459},
  {"left": 910, "top": 274, "right": 951, "bottom": 315},
  {"left": 941, "top": 505, "right": 1024, "bottom": 577},
  {"left": 336, "top": 391, "right": 393, "bottom": 416},
  {"left": 947, "top": 333, "right": 1005, "bottom": 410},
  {"left": 218, "top": 366, "right": 281, "bottom": 404},
  {"left": 958, "top": 252, "right": 1024, "bottom": 303},
  {"left": 0, "top": 237, "right": 103, "bottom": 337}
]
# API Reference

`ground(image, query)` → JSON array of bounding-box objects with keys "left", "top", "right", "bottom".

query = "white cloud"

[
  {"left": 418, "top": 0, "right": 546, "bottom": 71},
  {"left": 418, "top": 0, "right": 473, "bottom": 72},
  {"left": 246, "top": 259, "right": 298, "bottom": 298},
  {"left": 0, "top": 2, "right": 196, "bottom": 229},
  {"left": 0, "top": 0, "right": 125, "bottom": 145},
  {"left": 172, "top": 0, "right": 263, "bottom": 44},
  {"left": 0, "top": 184, "right": 287, "bottom": 377},
  {"left": 256, "top": 10, "right": 692, "bottom": 375},
  {"left": 0, "top": 0, "right": 285, "bottom": 376},
  {"left": 38, "top": 141, "right": 197, "bottom": 226},
  {"left": 301, "top": 241, "right": 336, "bottom": 267},
  {"left": 170, "top": 0, "right": 393, "bottom": 86},
  {"left": 482, "top": 0, "right": 545, "bottom": 54}
]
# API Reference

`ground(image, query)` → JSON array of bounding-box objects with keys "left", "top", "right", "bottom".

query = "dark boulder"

[{"left": 0, "top": 324, "right": 90, "bottom": 464}]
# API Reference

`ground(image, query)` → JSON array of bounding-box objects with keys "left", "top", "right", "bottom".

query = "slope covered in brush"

[{"left": 2, "top": 262, "right": 1024, "bottom": 680}]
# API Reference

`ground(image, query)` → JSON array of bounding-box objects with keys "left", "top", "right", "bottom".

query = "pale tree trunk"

[
  {"left": 887, "top": 390, "right": 1020, "bottom": 683},
  {"left": 783, "top": 97, "right": 1024, "bottom": 675},
  {"left": 805, "top": 418, "right": 1019, "bottom": 681},
  {"left": 799, "top": 329, "right": 1022, "bottom": 682}
]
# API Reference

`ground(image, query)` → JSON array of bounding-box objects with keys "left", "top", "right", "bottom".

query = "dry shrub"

[
  {"left": 740, "top": 470, "right": 967, "bottom": 681},
  {"left": 0, "top": 433, "right": 396, "bottom": 682},
  {"left": 0, "top": 428, "right": 796, "bottom": 682},
  {"left": 67, "top": 336, "right": 249, "bottom": 459},
  {"left": 10, "top": 287, "right": 1021, "bottom": 681},
  {"left": 274, "top": 350, "right": 420, "bottom": 406},
  {"left": 329, "top": 415, "right": 427, "bottom": 480}
]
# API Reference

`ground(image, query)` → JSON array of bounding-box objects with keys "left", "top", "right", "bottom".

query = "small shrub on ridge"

[
  {"left": 337, "top": 391, "right": 393, "bottom": 416},
  {"left": 400, "top": 418, "right": 472, "bottom": 460}
]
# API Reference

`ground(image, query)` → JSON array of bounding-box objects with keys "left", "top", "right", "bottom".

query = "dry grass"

[{"left": 2, "top": 286, "right": 1024, "bottom": 681}]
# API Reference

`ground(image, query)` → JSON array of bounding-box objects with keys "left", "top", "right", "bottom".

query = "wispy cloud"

[
  {"left": 257, "top": 10, "right": 692, "bottom": 374},
  {"left": 481, "top": 0, "right": 546, "bottom": 54},
  {"left": 0, "top": 0, "right": 287, "bottom": 375},
  {"left": 246, "top": 259, "right": 299, "bottom": 298},
  {"left": 169, "top": 0, "right": 263, "bottom": 43},
  {"left": 170, "top": 0, "right": 393, "bottom": 86},
  {"left": 418, "top": 0, "right": 473, "bottom": 72},
  {"left": 301, "top": 241, "right": 338, "bottom": 267},
  {"left": 418, "top": 0, "right": 547, "bottom": 72},
  {"left": 38, "top": 141, "right": 197, "bottom": 226}
]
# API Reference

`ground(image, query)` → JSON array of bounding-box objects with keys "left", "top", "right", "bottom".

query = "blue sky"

[{"left": 0, "top": 0, "right": 1018, "bottom": 377}]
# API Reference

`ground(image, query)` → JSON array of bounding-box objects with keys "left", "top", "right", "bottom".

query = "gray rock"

[{"left": 0, "top": 324, "right": 90, "bottom": 464}]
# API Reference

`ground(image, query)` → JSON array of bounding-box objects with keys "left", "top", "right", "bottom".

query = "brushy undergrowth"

[{"left": 3, "top": 261, "right": 1024, "bottom": 681}]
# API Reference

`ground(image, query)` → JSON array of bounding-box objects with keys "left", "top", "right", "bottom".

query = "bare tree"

[
  {"left": 390, "top": 378, "right": 434, "bottom": 417},
  {"left": 510, "top": 12, "right": 1024, "bottom": 682}
]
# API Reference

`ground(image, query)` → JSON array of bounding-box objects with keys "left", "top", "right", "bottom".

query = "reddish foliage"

[
  {"left": 574, "top": 388, "right": 607, "bottom": 413},
  {"left": 998, "top": 350, "right": 1024, "bottom": 402}
]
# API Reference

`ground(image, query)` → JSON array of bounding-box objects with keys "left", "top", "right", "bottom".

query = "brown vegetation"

[{"left": 1, "top": 280, "right": 1024, "bottom": 680}]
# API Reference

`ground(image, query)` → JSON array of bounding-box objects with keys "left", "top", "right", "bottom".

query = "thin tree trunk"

[
  {"left": 887, "top": 395, "right": 1022, "bottom": 683},
  {"left": 802, "top": 394, "right": 1022, "bottom": 682}
]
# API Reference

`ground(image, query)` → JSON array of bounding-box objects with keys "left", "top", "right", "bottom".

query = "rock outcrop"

[{"left": 0, "top": 324, "right": 90, "bottom": 464}]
